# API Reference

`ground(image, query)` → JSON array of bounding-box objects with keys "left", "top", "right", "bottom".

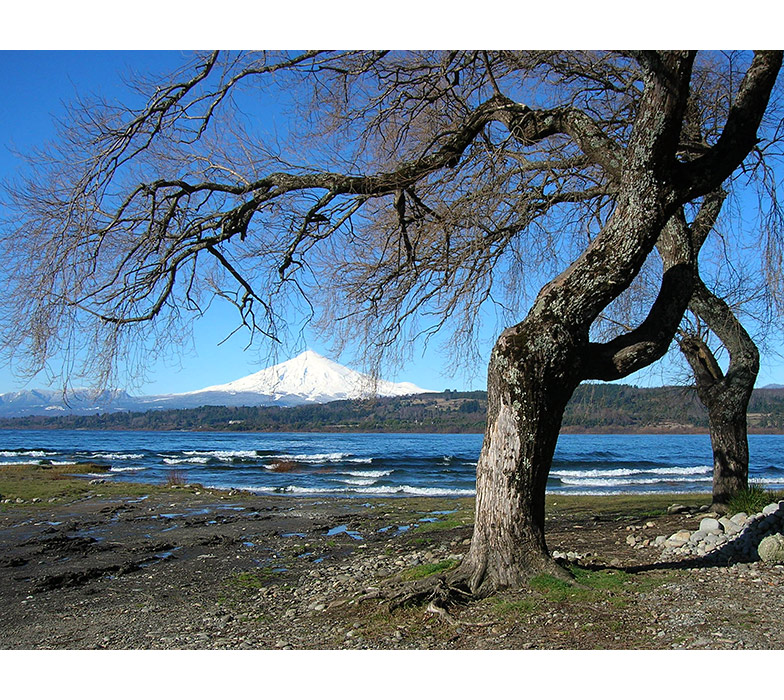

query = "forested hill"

[{"left": 2, "top": 384, "right": 784, "bottom": 434}]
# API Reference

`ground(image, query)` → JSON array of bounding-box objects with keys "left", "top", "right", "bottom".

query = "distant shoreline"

[
  {"left": 2, "top": 385, "right": 783, "bottom": 434},
  {"left": 1, "top": 424, "right": 783, "bottom": 435}
]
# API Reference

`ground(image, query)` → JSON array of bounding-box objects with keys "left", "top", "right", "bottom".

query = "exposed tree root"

[{"left": 387, "top": 576, "right": 473, "bottom": 612}]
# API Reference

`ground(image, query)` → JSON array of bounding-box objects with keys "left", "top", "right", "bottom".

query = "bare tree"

[
  {"left": 678, "top": 283, "right": 760, "bottom": 510},
  {"left": 1, "top": 51, "right": 781, "bottom": 596}
]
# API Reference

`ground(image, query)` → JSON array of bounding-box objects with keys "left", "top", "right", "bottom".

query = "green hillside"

[{"left": 2, "top": 385, "right": 784, "bottom": 433}]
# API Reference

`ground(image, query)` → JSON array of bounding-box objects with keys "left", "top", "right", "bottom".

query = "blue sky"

[{"left": 1, "top": 49, "right": 782, "bottom": 395}]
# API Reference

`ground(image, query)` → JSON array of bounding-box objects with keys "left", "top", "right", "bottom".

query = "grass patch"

[
  {"left": 227, "top": 569, "right": 275, "bottom": 589},
  {"left": 0, "top": 461, "right": 160, "bottom": 505},
  {"left": 528, "top": 566, "right": 634, "bottom": 603},
  {"left": 400, "top": 559, "right": 459, "bottom": 581},
  {"left": 491, "top": 598, "right": 540, "bottom": 616},
  {"left": 545, "top": 493, "right": 708, "bottom": 520},
  {"left": 416, "top": 518, "right": 465, "bottom": 532},
  {"left": 727, "top": 483, "right": 784, "bottom": 516}
]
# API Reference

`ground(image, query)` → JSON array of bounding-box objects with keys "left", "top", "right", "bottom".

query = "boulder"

[
  {"left": 758, "top": 533, "right": 784, "bottom": 563},
  {"left": 719, "top": 517, "right": 742, "bottom": 536},
  {"left": 668, "top": 504, "right": 690, "bottom": 514},
  {"left": 699, "top": 517, "right": 723, "bottom": 533},
  {"left": 730, "top": 512, "right": 748, "bottom": 526},
  {"left": 666, "top": 530, "right": 692, "bottom": 546}
]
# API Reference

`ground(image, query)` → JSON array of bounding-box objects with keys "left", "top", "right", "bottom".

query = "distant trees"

[{"left": 1, "top": 51, "right": 782, "bottom": 595}]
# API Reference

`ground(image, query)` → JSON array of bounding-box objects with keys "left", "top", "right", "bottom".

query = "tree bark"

[
  {"left": 461, "top": 321, "right": 582, "bottom": 593},
  {"left": 453, "top": 51, "right": 781, "bottom": 595},
  {"left": 678, "top": 281, "right": 760, "bottom": 510}
]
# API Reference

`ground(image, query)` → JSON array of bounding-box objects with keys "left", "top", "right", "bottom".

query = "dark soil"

[{"left": 1, "top": 484, "right": 782, "bottom": 650}]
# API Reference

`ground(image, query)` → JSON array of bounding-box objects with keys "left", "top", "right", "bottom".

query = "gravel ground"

[{"left": 1, "top": 485, "right": 783, "bottom": 650}]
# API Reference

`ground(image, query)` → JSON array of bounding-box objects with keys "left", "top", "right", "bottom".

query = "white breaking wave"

[
  {"left": 341, "top": 469, "right": 393, "bottom": 478},
  {"left": 0, "top": 460, "right": 39, "bottom": 466},
  {"left": 109, "top": 466, "right": 147, "bottom": 472},
  {"left": 551, "top": 465, "right": 712, "bottom": 479},
  {"left": 558, "top": 476, "right": 713, "bottom": 487},
  {"left": 276, "top": 452, "right": 356, "bottom": 463},
  {"left": 183, "top": 450, "right": 258, "bottom": 460},
  {"left": 751, "top": 477, "right": 784, "bottom": 485},
  {"left": 163, "top": 457, "right": 210, "bottom": 465},
  {"left": 337, "top": 478, "right": 377, "bottom": 486},
  {"left": 91, "top": 452, "right": 145, "bottom": 460}
]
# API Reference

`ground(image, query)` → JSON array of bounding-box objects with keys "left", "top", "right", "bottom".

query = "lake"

[{"left": 1, "top": 429, "right": 783, "bottom": 497}]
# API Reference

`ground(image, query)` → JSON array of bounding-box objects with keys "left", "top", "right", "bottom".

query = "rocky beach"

[{"left": 1, "top": 461, "right": 783, "bottom": 651}]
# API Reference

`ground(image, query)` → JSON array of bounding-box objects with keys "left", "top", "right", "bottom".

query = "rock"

[
  {"left": 719, "top": 517, "right": 742, "bottom": 536},
  {"left": 730, "top": 512, "right": 748, "bottom": 525},
  {"left": 665, "top": 530, "right": 692, "bottom": 547},
  {"left": 762, "top": 502, "right": 782, "bottom": 517},
  {"left": 758, "top": 534, "right": 784, "bottom": 563},
  {"left": 668, "top": 504, "right": 690, "bottom": 514},
  {"left": 690, "top": 530, "right": 709, "bottom": 544},
  {"left": 625, "top": 535, "right": 637, "bottom": 546},
  {"left": 699, "top": 517, "right": 723, "bottom": 533}
]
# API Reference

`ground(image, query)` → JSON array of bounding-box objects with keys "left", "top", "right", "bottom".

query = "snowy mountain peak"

[
  {"left": 0, "top": 351, "right": 434, "bottom": 416},
  {"left": 193, "top": 350, "right": 432, "bottom": 403}
]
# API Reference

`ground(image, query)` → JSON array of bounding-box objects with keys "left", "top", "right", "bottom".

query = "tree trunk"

[
  {"left": 460, "top": 321, "right": 581, "bottom": 593},
  {"left": 706, "top": 402, "right": 751, "bottom": 506},
  {"left": 678, "top": 282, "right": 759, "bottom": 511}
]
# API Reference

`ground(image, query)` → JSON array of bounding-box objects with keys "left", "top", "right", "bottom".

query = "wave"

[
  {"left": 91, "top": 452, "right": 145, "bottom": 460},
  {"left": 276, "top": 452, "right": 357, "bottom": 463},
  {"left": 550, "top": 465, "right": 712, "bottom": 479},
  {"left": 340, "top": 469, "right": 393, "bottom": 478},
  {"left": 558, "top": 476, "right": 713, "bottom": 487},
  {"left": 0, "top": 459, "right": 39, "bottom": 466},
  {"left": 0, "top": 450, "right": 50, "bottom": 458},
  {"left": 231, "top": 483, "right": 476, "bottom": 497},
  {"left": 337, "top": 478, "right": 377, "bottom": 486},
  {"left": 109, "top": 466, "right": 147, "bottom": 472},
  {"left": 163, "top": 457, "right": 210, "bottom": 465},
  {"left": 183, "top": 450, "right": 259, "bottom": 461},
  {"left": 358, "top": 485, "right": 476, "bottom": 496}
]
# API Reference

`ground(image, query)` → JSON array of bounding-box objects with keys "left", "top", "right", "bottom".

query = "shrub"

[
  {"left": 727, "top": 483, "right": 784, "bottom": 516},
  {"left": 165, "top": 468, "right": 186, "bottom": 486}
]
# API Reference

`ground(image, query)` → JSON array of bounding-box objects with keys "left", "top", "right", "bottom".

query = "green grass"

[
  {"left": 727, "top": 483, "right": 784, "bottom": 516},
  {"left": 491, "top": 598, "right": 540, "bottom": 616},
  {"left": 416, "top": 517, "right": 468, "bottom": 532},
  {"left": 545, "top": 493, "right": 708, "bottom": 520},
  {"left": 0, "top": 461, "right": 164, "bottom": 505},
  {"left": 528, "top": 566, "right": 634, "bottom": 603},
  {"left": 400, "top": 559, "right": 459, "bottom": 581},
  {"left": 227, "top": 569, "right": 275, "bottom": 589}
]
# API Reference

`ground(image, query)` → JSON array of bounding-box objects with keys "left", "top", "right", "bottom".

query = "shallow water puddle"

[
  {"left": 377, "top": 524, "right": 412, "bottom": 536},
  {"left": 139, "top": 546, "right": 182, "bottom": 568},
  {"left": 326, "top": 524, "right": 363, "bottom": 540}
]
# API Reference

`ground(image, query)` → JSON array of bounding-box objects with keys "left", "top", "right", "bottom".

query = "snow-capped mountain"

[
  {"left": 0, "top": 351, "right": 434, "bottom": 417},
  {"left": 191, "top": 350, "right": 428, "bottom": 403}
]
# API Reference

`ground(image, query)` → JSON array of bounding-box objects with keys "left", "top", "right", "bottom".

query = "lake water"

[{"left": 1, "top": 429, "right": 783, "bottom": 497}]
